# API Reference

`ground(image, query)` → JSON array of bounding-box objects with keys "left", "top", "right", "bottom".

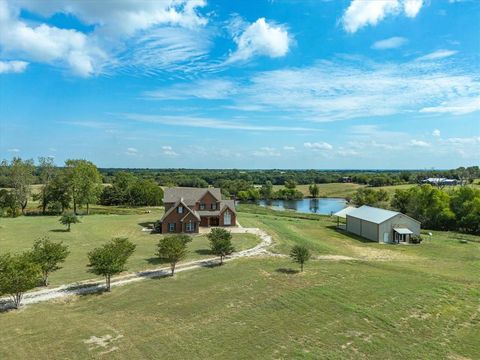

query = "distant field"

[{"left": 0, "top": 211, "right": 259, "bottom": 285}]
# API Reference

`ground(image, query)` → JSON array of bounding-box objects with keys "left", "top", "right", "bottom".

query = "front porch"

[{"left": 200, "top": 216, "right": 220, "bottom": 227}]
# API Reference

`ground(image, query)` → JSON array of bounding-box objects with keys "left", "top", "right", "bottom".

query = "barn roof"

[
  {"left": 333, "top": 206, "right": 357, "bottom": 219},
  {"left": 347, "top": 205, "right": 400, "bottom": 224}
]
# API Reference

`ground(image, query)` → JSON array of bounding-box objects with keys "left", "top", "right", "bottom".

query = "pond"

[{"left": 257, "top": 198, "right": 347, "bottom": 215}]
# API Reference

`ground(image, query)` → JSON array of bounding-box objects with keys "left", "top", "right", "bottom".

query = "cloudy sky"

[{"left": 0, "top": 0, "right": 479, "bottom": 169}]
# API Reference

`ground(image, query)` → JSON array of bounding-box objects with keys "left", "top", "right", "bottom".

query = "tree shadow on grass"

[
  {"left": 146, "top": 257, "right": 168, "bottom": 266},
  {"left": 195, "top": 249, "right": 212, "bottom": 256},
  {"left": 326, "top": 225, "right": 373, "bottom": 243},
  {"left": 275, "top": 268, "right": 299, "bottom": 275},
  {"left": 50, "top": 229, "right": 69, "bottom": 233}
]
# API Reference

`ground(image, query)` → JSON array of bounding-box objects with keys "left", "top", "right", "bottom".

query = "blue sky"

[{"left": 0, "top": 0, "right": 479, "bottom": 169}]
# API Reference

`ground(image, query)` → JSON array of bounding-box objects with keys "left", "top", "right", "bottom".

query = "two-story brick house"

[{"left": 159, "top": 187, "right": 236, "bottom": 234}]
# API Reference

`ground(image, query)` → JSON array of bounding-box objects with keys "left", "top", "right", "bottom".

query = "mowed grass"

[
  {"left": 0, "top": 257, "right": 478, "bottom": 359},
  {"left": 0, "top": 212, "right": 259, "bottom": 286},
  {"left": 238, "top": 205, "right": 480, "bottom": 281}
]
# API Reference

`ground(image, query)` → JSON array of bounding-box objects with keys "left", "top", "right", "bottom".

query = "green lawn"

[
  {"left": 0, "top": 211, "right": 259, "bottom": 285},
  {"left": 0, "top": 206, "right": 479, "bottom": 359},
  {"left": 0, "top": 257, "right": 478, "bottom": 359}
]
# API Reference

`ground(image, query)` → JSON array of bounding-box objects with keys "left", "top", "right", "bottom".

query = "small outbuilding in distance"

[{"left": 336, "top": 205, "right": 421, "bottom": 244}]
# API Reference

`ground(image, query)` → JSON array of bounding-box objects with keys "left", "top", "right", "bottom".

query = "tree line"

[{"left": 0, "top": 158, "right": 163, "bottom": 217}]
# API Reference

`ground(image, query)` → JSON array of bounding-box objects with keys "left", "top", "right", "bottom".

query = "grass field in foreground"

[
  {"left": 0, "top": 257, "right": 478, "bottom": 359},
  {"left": 0, "top": 211, "right": 259, "bottom": 286}
]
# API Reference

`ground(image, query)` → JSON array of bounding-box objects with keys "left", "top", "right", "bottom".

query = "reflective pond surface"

[{"left": 257, "top": 198, "right": 347, "bottom": 215}]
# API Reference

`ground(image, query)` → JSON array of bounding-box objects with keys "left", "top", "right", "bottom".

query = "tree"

[
  {"left": 65, "top": 159, "right": 102, "bottom": 214},
  {"left": 284, "top": 179, "right": 297, "bottom": 189},
  {"left": 87, "top": 238, "right": 136, "bottom": 291},
  {"left": 7, "top": 157, "right": 35, "bottom": 215},
  {"left": 0, "top": 189, "right": 17, "bottom": 217},
  {"left": 30, "top": 237, "right": 70, "bottom": 286},
  {"left": 36, "top": 157, "right": 56, "bottom": 215},
  {"left": 352, "top": 188, "right": 389, "bottom": 207},
  {"left": 156, "top": 235, "right": 192, "bottom": 276},
  {"left": 207, "top": 228, "right": 234, "bottom": 265},
  {"left": 290, "top": 245, "right": 311, "bottom": 272},
  {"left": 260, "top": 181, "right": 273, "bottom": 199},
  {"left": 309, "top": 183, "right": 320, "bottom": 198},
  {"left": 0, "top": 252, "right": 41, "bottom": 309},
  {"left": 59, "top": 212, "right": 80, "bottom": 231},
  {"left": 47, "top": 171, "right": 72, "bottom": 213}
]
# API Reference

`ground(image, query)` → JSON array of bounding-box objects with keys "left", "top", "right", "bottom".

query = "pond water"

[{"left": 257, "top": 198, "right": 347, "bottom": 215}]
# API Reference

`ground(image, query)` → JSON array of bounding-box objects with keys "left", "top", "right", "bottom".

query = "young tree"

[
  {"left": 0, "top": 252, "right": 41, "bottom": 309},
  {"left": 87, "top": 238, "right": 136, "bottom": 291},
  {"left": 290, "top": 245, "right": 311, "bottom": 272},
  {"left": 7, "top": 157, "right": 35, "bottom": 215},
  {"left": 156, "top": 235, "right": 192, "bottom": 276},
  {"left": 309, "top": 183, "right": 320, "bottom": 198},
  {"left": 59, "top": 212, "right": 80, "bottom": 231},
  {"left": 65, "top": 159, "right": 102, "bottom": 214},
  {"left": 207, "top": 228, "right": 235, "bottom": 265},
  {"left": 30, "top": 237, "right": 70, "bottom": 286}
]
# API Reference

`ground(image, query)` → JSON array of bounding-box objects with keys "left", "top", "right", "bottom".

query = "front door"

[
  {"left": 383, "top": 232, "right": 389, "bottom": 243},
  {"left": 210, "top": 217, "right": 219, "bottom": 226}
]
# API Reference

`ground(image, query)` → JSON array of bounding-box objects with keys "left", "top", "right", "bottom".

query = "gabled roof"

[
  {"left": 163, "top": 187, "right": 222, "bottom": 204},
  {"left": 333, "top": 206, "right": 357, "bottom": 219},
  {"left": 160, "top": 199, "right": 200, "bottom": 222},
  {"left": 346, "top": 205, "right": 400, "bottom": 224}
]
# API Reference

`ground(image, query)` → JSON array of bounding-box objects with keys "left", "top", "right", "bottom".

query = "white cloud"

[
  {"left": 416, "top": 49, "right": 458, "bottom": 61},
  {"left": 144, "top": 79, "right": 236, "bottom": 100},
  {"left": 124, "top": 113, "right": 321, "bottom": 132},
  {"left": 227, "top": 17, "right": 290, "bottom": 63},
  {"left": 0, "top": 0, "right": 208, "bottom": 76},
  {"left": 253, "top": 147, "right": 280, "bottom": 157},
  {"left": 342, "top": 0, "right": 424, "bottom": 33},
  {"left": 409, "top": 139, "right": 430, "bottom": 147},
  {"left": 304, "top": 142, "right": 333, "bottom": 150},
  {"left": 371, "top": 36, "right": 408, "bottom": 49},
  {"left": 283, "top": 146, "right": 296, "bottom": 151},
  {"left": 432, "top": 129, "right": 441, "bottom": 137},
  {"left": 0, "top": 60, "right": 28, "bottom": 73},
  {"left": 162, "top": 145, "right": 178, "bottom": 156},
  {"left": 420, "top": 97, "right": 480, "bottom": 115},
  {"left": 233, "top": 58, "right": 480, "bottom": 120},
  {"left": 125, "top": 147, "right": 138, "bottom": 156},
  {"left": 7, "top": 148, "right": 20, "bottom": 152}
]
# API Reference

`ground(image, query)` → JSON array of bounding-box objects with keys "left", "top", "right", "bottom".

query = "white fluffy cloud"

[
  {"left": 0, "top": 60, "right": 28, "bottom": 73},
  {"left": 432, "top": 129, "right": 441, "bottom": 137},
  {"left": 409, "top": 139, "right": 430, "bottom": 147},
  {"left": 0, "top": 0, "right": 208, "bottom": 76},
  {"left": 162, "top": 145, "right": 179, "bottom": 156},
  {"left": 253, "top": 147, "right": 280, "bottom": 157},
  {"left": 416, "top": 49, "right": 458, "bottom": 61},
  {"left": 228, "top": 18, "right": 290, "bottom": 63},
  {"left": 304, "top": 142, "right": 333, "bottom": 150},
  {"left": 371, "top": 36, "right": 408, "bottom": 49},
  {"left": 342, "top": 0, "right": 424, "bottom": 33}
]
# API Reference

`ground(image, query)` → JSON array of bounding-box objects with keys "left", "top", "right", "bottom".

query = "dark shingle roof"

[{"left": 163, "top": 187, "right": 222, "bottom": 204}]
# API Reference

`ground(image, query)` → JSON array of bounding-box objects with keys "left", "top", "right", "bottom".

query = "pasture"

[{"left": 0, "top": 210, "right": 259, "bottom": 285}]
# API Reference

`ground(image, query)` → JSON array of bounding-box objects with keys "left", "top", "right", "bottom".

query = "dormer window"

[
  {"left": 211, "top": 203, "right": 217, "bottom": 210},
  {"left": 200, "top": 203, "right": 205, "bottom": 210},
  {"left": 177, "top": 206, "right": 183, "bottom": 214}
]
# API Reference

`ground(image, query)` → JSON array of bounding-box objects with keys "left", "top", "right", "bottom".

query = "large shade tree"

[{"left": 65, "top": 159, "right": 102, "bottom": 214}]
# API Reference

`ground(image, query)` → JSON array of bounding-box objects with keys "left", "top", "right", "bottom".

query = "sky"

[{"left": 0, "top": 0, "right": 479, "bottom": 169}]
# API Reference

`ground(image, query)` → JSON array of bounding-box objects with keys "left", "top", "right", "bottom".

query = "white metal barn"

[{"left": 345, "top": 205, "right": 421, "bottom": 244}]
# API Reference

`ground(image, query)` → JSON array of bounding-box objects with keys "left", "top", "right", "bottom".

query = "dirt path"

[{"left": 0, "top": 227, "right": 272, "bottom": 310}]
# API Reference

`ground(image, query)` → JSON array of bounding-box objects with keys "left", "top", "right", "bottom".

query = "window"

[
  {"left": 200, "top": 203, "right": 205, "bottom": 210},
  {"left": 211, "top": 203, "right": 217, "bottom": 210},
  {"left": 223, "top": 211, "right": 231, "bottom": 226},
  {"left": 177, "top": 206, "right": 183, "bottom": 214},
  {"left": 185, "top": 221, "right": 195, "bottom": 232},
  {"left": 168, "top": 223, "right": 175, "bottom": 232}
]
